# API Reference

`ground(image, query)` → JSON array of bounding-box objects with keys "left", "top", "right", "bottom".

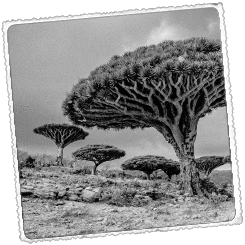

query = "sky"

[{"left": 7, "top": 7, "right": 231, "bottom": 170}]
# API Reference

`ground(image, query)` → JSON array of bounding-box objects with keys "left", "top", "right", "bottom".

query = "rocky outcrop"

[
  {"left": 19, "top": 174, "right": 234, "bottom": 206},
  {"left": 20, "top": 178, "right": 105, "bottom": 203}
]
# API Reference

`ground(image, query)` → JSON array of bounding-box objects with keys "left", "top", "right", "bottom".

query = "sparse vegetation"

[{"left": 20, "top": 165, "right": 235, "bottom": 239}]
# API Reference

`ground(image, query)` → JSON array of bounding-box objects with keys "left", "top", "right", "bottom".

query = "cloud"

[
  {"left": 207, "top": 19, "right": 220, "bottom": 35},
  {"left": 145, "top": 21, "right": 181, "bottom": 45},
  {"left": 122, "top": 19, "right": 189, "bottom": 53}
]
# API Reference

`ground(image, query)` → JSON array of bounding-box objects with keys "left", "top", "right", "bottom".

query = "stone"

[
  {"left": 68, "top": 194, "right": 79, "bottom": 201},
  {"left": 175, "top": 190, "right": 185, "bottom": 195},
  {"left": 58, "top": 190, "right": 67, "bottom": 198},
  {"left": 192, "top": 214, "right": 201, "bottom": 219},
  {"left": 74, "top": 188, "right": 84, "bottom": 193},
  {"left": 21, "top": 189, "right": 33, "bottom": 197},
  {"left": 81, "top": 187, "right": 102, "bottom": 202},
  {"left": 55, "top": 200, "right": 65, "bottom": 206},
  {"left": 183, "top": 192, "right": 192, "bottom": 197},
  {"left": 21, "top": 185, "right": 34, "bottom": 190},
  {"left": 211, "top": 212, "right": 219, "bottom": 218}
]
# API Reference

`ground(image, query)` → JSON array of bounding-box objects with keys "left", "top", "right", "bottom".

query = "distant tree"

[
  {"left": 196, "top": 155, "right": 231, "bottom": 178},
  {"left": 121, "top": 155, "right": 180, "bottom": 180},
  {"left": 72, "top": 145, "right": 126, "bottom": 175},
  {"left": 33, "top": 124, "right": 89, "bottom": 165},
  {"left": 63, "top": 38, "right": 225, "bottom": 195}
]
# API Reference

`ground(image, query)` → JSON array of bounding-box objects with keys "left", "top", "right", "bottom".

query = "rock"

[
  {"left": 177, "top": 196, "right": 184, "bottom": 200},
  {"left": 21, "top": 189, "right": 33, "bottom": 197},
  {"left": 81, "top": 187, "right": 102, "bottom": 202},
  {"left": 168, "top": 203, "right": 175, "bottom": 207},
  {"left": 73, "top": 188, "right": 84, "bottom": 193},
  {"left": 55, "top": 200, "right": 65, "bottom": 206},
  {"left": 68, "top": 194, "right": 79, "bottom": 201},
  {"left": 58, "top": 190, "right": 67, "bottom": 198},
  {"left": 175, "top": 190, "right": 185, "bottom": 195},
  {"left": 184, "top": 197, "right": 193, "bottom": 202},
  {"left": 183, "top": 192, "right": 192, "bottom": 197},
  {"left": 97, "top": 217, "right": 104, "bottom": 222},
  {"left": 192, "top": 214, "right": 201, "bottom": 219},
  {"left": 21, "top": 185, "right": 34, "bottom": 190},
  {"left": 210, "top": 211, "right": 219, "bottom": 218}
]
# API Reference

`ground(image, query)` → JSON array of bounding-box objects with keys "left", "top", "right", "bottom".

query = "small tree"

[
  {"left": 63, "top": 38, "right": 226, "bottom": 195},
  {"left": 196, "top": 155, "right": 231, "bottom": 178},
  {"left": 72, "top": 144, "right": 125, "bottom": 175},
  {"left": 33, "top": 124, "right": 89, "bottom": 165},
  {"left": 121, "top": 155, "right": 180, "bottom": 180}
]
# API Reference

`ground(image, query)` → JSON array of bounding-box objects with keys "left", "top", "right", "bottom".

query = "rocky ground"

[{"left": 19, "top": 167, "right": 236, "bottom": 239}]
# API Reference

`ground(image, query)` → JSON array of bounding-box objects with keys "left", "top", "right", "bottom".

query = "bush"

[
  {"left": 107, "top": 187, "right": 137, "bottom": 207},
  {"left": 34, "top": 154, "right": 57, "bottom": 167},
  {"left": 71, "top": 165, "right": 92, "bottom": 175},
  {"left": 17, "top": 150, "right": 36, "bottom": 170},
  {"left": 210, "top": 192, "right": 229, "bottom": 204},
  {"left": 200, "top": 178, "right": 219, "bottom": 195},
  {"left": 200, "top": 178, "right": 233, "bottom": 200}
]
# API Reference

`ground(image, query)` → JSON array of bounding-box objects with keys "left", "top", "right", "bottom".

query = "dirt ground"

[{"left": 21, "top": 195, "right": 235, "bottom": 239}]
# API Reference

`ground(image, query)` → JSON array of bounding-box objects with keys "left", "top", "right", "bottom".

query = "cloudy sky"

[{"left": 7, "top": 6, "right": 231, "bottom": 170}]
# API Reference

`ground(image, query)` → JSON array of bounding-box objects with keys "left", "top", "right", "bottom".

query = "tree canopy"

[
  {"left": 72, "top": 144, "right": 126, "bottom": 174},
  {"left": 195, "top": 155, "right": 231, "bottom": 178},
  {"left": 63, "top": 37, "right": 225, "bottom": 133},
  {"left": 121, "top": 155, "right": 180, "bottom": 180},
  {"left": 33, "top": 123, "right": 89, "bottom": 165},
  {"left": 33, "top": 124, "right": 89, "bottom": 148}
]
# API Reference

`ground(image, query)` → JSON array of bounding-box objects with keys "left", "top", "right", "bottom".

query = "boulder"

[{"left": 81, "top": 187, "right": 102, "bottom": 202}]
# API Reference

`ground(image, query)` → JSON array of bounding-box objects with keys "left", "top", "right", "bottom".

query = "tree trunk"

[
  {"left": 56, "top": 146, "right": 64, "bottom": 166},
  {"left": 91, "top": 164, "right": 98, "bottom": 175},
  {"left": 73, "top": 160, "right": 77, "bottom": 169},
  {"left": 178, "top": 155, "right": 202, "bottom": 196},
  {"left": 173, "top": 126, "right": 203, "bottom": 196},
  {"left": 146, "top": 173, "right": 151, "bottom": 180},
  {"left": 158, "top": 120, "right": 203, "bottom": 196}
]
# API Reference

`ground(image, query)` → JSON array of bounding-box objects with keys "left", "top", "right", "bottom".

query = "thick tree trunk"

[
  {"left": 178, "top": 155, "right": 202, "bottom": 196},
  {"left": 173, "top": 127, "right": 203, "bottom": 196},
  {"left": 56, "top": 146, "right": 64, "bottom": 166},
  {"left": 158, "top": 120, "right": 203, "bottom": 196}
]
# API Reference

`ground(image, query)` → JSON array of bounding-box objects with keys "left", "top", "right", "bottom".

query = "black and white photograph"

[{"left": 1, "top": 1, "right": 243, "bottom": 243}]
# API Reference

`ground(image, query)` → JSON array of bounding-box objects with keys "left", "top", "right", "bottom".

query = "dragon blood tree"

[
  {"left": 72, "top": 145, "right": 125, "bottom": 175},
  {"left": 62, "top": 38, "right": 226, "bottom": 195},
  {"left": 195, "top": 155, "right": 231, "bottom": 178},
  {"left": 121, "top": 155, "right": 180, "bottom": 180},
  {"left": 33, "top": 124, "right": 89, "bottom": 165}
]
